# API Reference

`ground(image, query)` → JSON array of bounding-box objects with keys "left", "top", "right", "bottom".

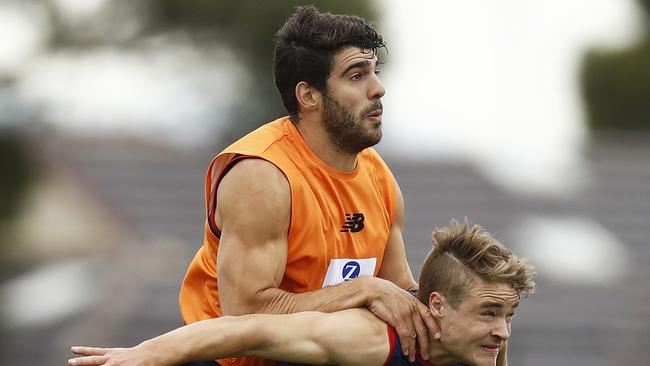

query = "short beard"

[{"left": 322, "top": 93, "right": 382, "bottom": 155}]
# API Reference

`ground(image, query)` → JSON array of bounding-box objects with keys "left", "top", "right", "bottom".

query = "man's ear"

[
  {"left": 295, "top": 81, "right": 320, "bottom": 113},
  {"left": 428, "top": 292, "right": 445, "bottom": 317}
]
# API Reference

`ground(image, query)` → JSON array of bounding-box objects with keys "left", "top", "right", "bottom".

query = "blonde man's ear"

[{"left": 428, "top": 292, "right": 444, "bottom": 317}]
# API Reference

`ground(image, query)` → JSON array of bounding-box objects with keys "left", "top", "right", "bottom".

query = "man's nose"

[
  {"left": 369, "top": 73, "right": 385, "bottom": 100},
  {"left": 491, "top": 318, "right": 511, "bottom": 341}
]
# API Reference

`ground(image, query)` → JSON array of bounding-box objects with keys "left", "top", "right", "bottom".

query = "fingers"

[
  {"left": 411, "top": 304, "right": 430, "bottom": 360},
  {"left": 69, "top": 347, "right": 109, "bottom": 366},
  {"left": 71, "top": 347, "right": 108, "bottom": 356},
  {"left": 366, "top": 280, "right": 437, "bottom": 362},
  {"left": 68, "top": 355, "right": 108, "bottom": 366},
  {"left": 394, "top": 320, "right": 416, "bottom": 363},
  {"left": 417, "top": 301, "right": 441, "bottom": 340}
]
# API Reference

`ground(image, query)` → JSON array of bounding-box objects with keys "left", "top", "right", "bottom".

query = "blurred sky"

[
  {"left": 0, "top": 0, "right": 643, "bottom": 194},
  {"left": 379, "top": 0, "right": 643, "bottom": 194}
]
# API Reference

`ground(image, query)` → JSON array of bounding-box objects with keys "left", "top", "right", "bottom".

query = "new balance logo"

[{"left": 340, "top": 213, "right": 365, "bottom": 233}]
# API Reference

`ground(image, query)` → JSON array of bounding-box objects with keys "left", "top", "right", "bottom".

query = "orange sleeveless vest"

[{"left": 179, "top": 117, "right": 397, "bottom": 366}]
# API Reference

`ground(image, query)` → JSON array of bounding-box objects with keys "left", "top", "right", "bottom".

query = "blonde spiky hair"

[{"left": 417, "top": 219, "right": 536, "bottom": 307}]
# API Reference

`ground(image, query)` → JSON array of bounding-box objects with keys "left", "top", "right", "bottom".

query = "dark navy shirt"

[
  {"left": 385, "top": 327, "right": 469, "bottom": 366},
  {"left": 384, "top": 326, "right": 437, "bottom": 366}
]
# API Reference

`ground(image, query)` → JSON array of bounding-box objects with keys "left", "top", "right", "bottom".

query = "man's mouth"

[
  {"left": 366, "top": 110, "right": 382, "bottom": 121},
  {"left": 480, "top": 344, "right": 501, "bottom": 354}
]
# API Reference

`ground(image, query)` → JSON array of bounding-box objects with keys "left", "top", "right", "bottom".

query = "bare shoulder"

[
  {"left": 242, "top": 310, "right": 391, "bottom": 365},
  {"left": 216, "top": 158, "right": 290, "bottom": 228},
  {"left": 218, "top": 158, "right": 289, "bottom": 197},
  {"left": 312, "top": 309, "right": 392, "bottom": 366}
]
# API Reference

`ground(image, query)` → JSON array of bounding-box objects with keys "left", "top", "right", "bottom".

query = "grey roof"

[{"left": 2, "top": 132, "right": 649, "bottom": 366}]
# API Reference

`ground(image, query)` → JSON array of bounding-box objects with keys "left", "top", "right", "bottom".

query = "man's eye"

[
  {"left": 351, "top": 73, "right": 362, "bottom": 80},
  {"left": 481, "top": 311, "right": 495, "bottom": 317},
  {"left": 374, "top": 69, "right": 382, "bottom": 75}
]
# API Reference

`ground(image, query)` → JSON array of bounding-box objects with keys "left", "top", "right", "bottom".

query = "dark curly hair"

[{"left": 273, "top": 5, "right": 387, "bottom": 122}]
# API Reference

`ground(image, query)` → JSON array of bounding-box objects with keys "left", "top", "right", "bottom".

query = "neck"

[
  {"left": 293, "top": 116, "right": 358, "bottom": 172},
  {"left": 426, "top": 337, "right": 461, "bottom": 366}
]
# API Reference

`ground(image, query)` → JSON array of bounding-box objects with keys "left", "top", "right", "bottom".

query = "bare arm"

[
  {"left": 69, "top": 310, "right": 390, "bottom": 366},
  {"left": 215, "top": 159, "right": 431, "bottom": 360},
  {"left": 377, "top": 183, "right": 417, "bottom": 291},
  {"left": 374, "top": 182, "right": 440, "bottom": 360},
  {"left": 215, "top": 159, "right": 392, "bottom": 315}
]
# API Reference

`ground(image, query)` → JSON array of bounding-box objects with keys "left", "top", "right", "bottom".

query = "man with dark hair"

[
  {"left": 70, "top": 221, "right": 536, "bottom": 366},
  {"left": 178, "top": 5, "right": 436, "bottom": 366},
  {"left": 273, "top": 6, "right": 386, "bottom": 125}
]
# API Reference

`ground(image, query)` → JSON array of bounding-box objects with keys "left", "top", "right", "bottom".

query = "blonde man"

[{"left": 69, "top": 221, "right": 536, "bottom": 366}]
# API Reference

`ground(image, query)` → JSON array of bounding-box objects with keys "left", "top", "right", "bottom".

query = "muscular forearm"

[
  {"left": 69, "top": 315, "right": 320, "bottom": 366},
  {"left": 225, "top": 276, "right": 382, "bottom": 315},
  {"left": 138, "top": 316, "right": 261, "bottom": 365},
  {"left": 378, "top": 266, "right": 417, "bottom": 293}
]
